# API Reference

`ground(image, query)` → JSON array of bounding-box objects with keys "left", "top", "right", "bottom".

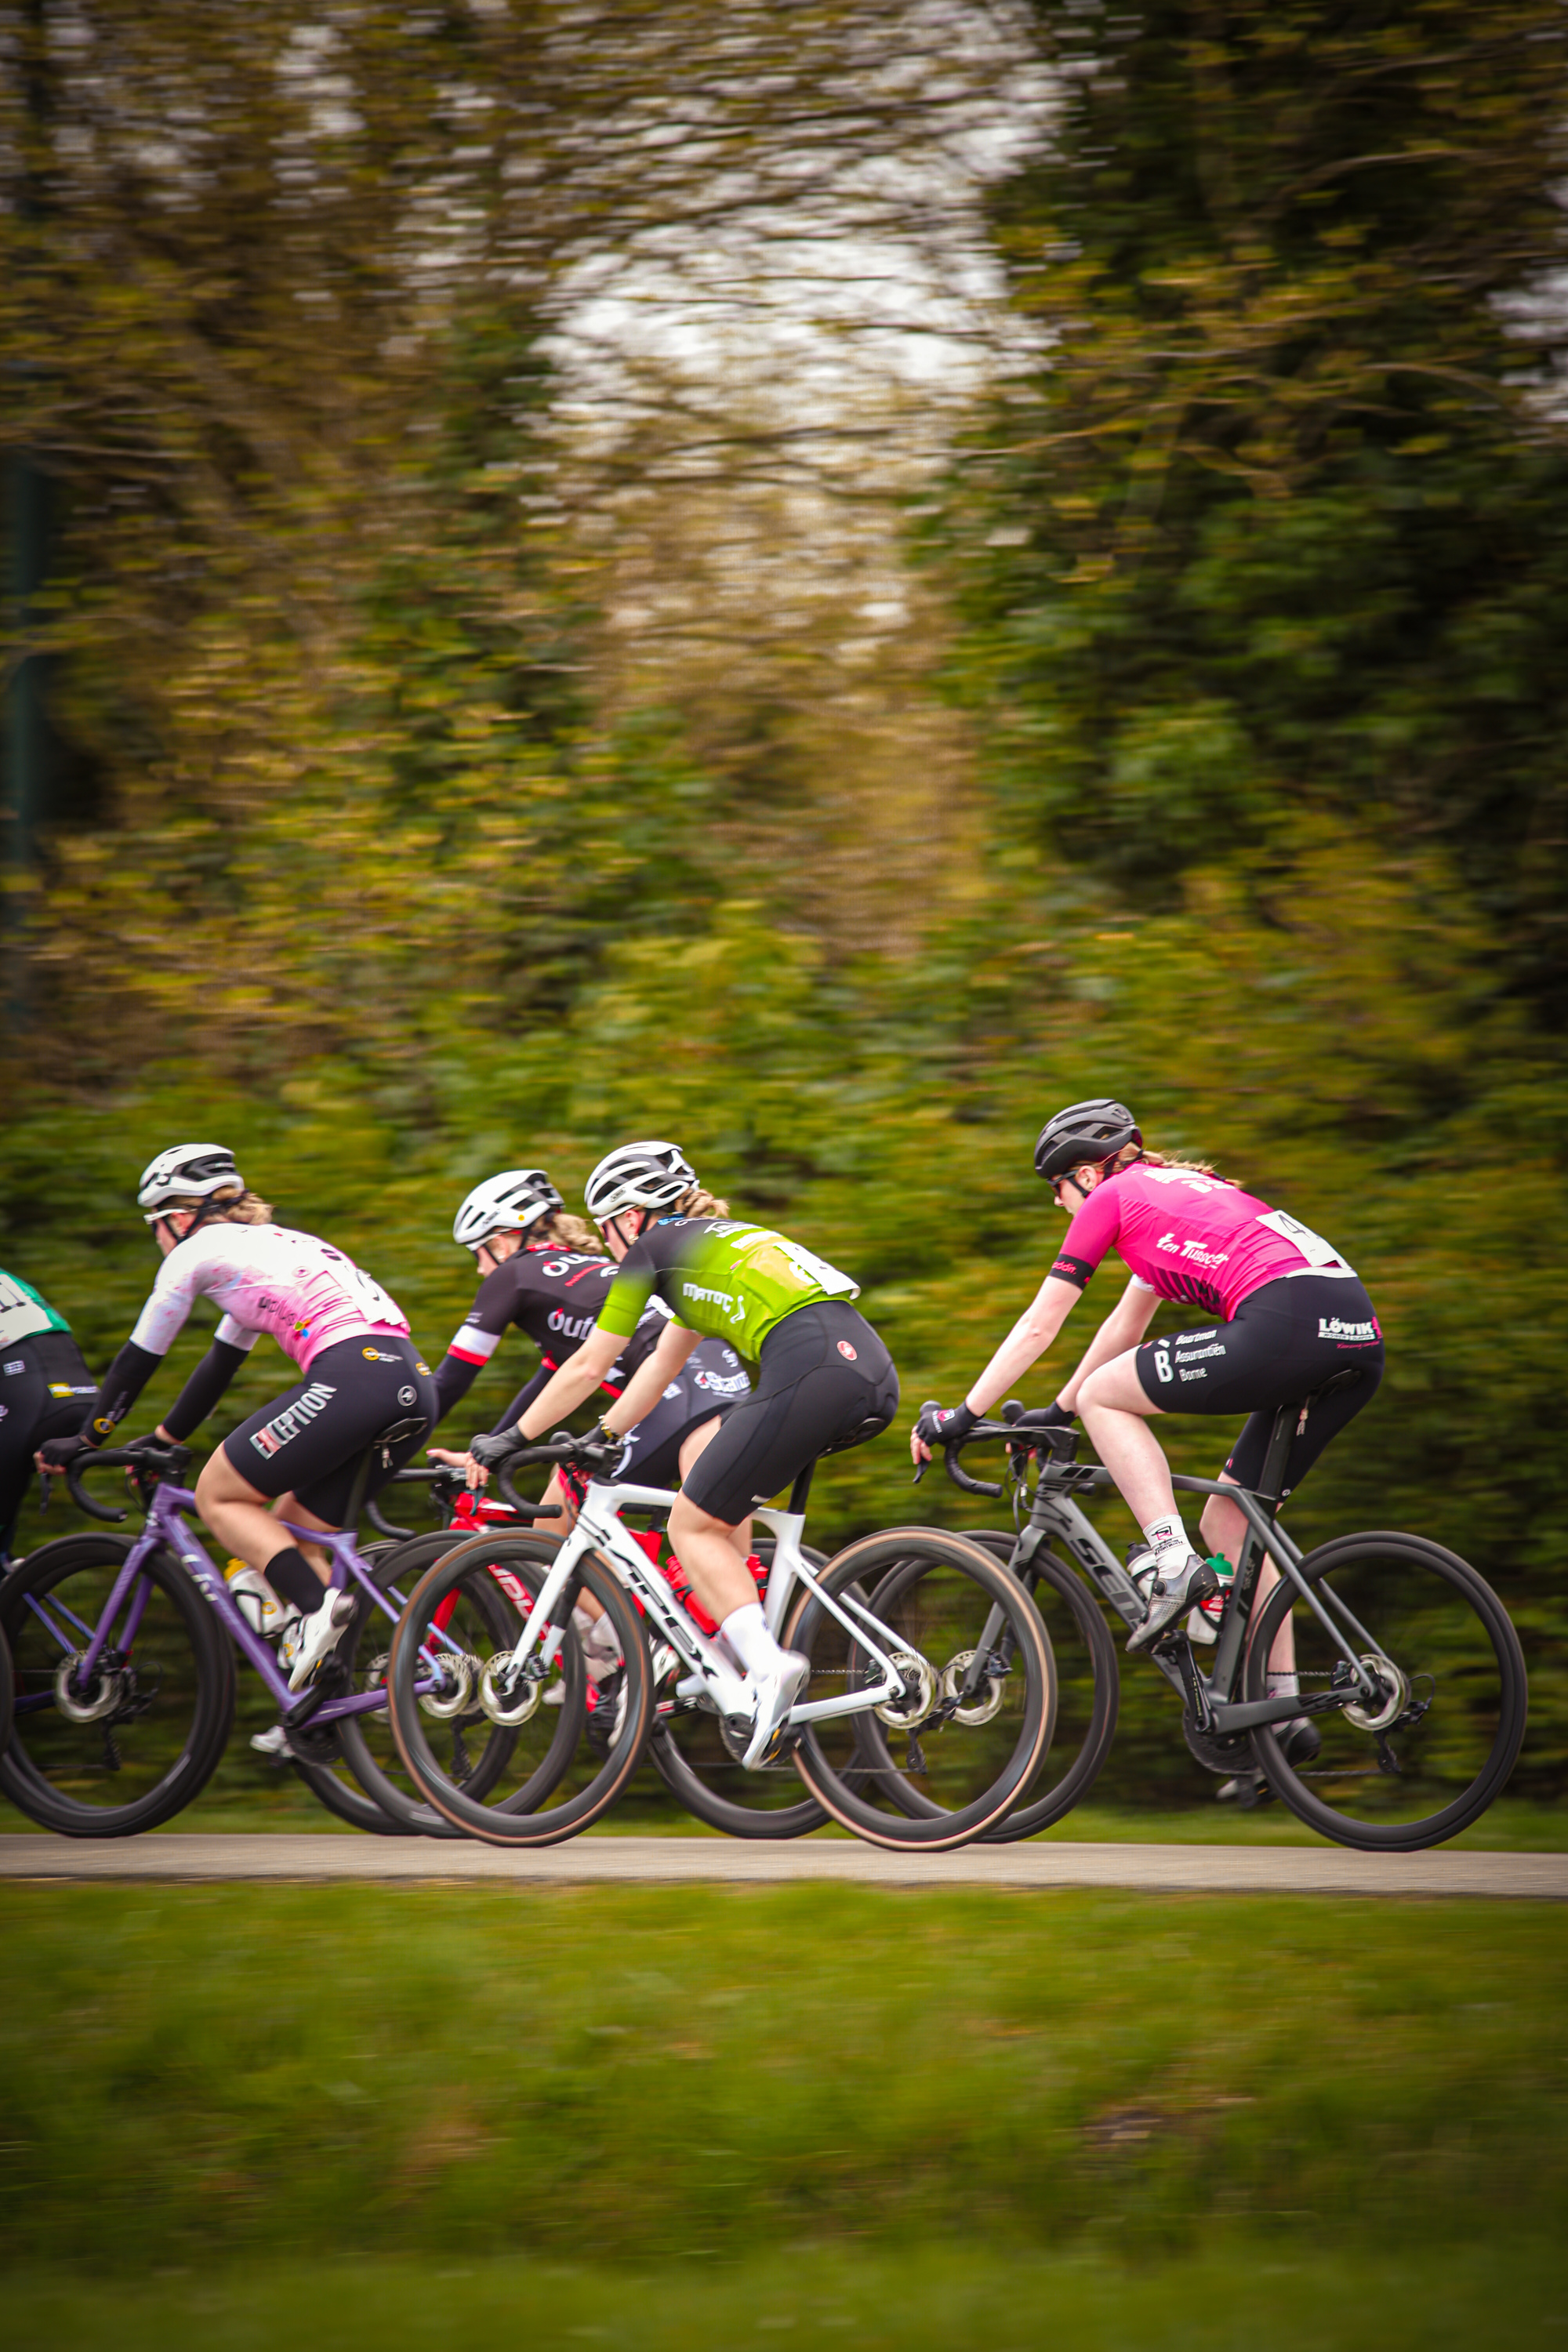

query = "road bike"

[
  {"left": 934, "top": 1388, "right": 1528, "bottom": 1853},
  {"left": 0, "top": 1429, "right": 470, "bottom": 1838},
  {"left": 386, "top": 1436, "right": 1055, "bottom": 1851}
]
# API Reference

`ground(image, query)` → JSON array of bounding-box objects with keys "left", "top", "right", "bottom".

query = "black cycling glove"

[
  {"left": 1011, "top": 1403, "right": 1076, "bottom": 1432},
  {"left": 915, "top": 1399, "right": 978, "bottom": 1449},
  {"left": 38, "top": 1433, "right": 93, "bottom": 1469},
  {"left": 469, "top": 1429, "right": 521, "bottom": 1471}
]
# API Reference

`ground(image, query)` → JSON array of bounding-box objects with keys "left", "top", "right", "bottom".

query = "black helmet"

[{"left": 1034, "top": 1099, "right": 1142, "bottom": 1183}]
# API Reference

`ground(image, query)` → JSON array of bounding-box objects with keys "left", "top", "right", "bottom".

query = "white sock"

[
  {"left": 1267, "top": 1668, "right": 1301, "bottom": 1700},
  {"left": 1142, "top": 1512, "right": 1190, "bottom": 1564},
  {"left": 572, "top": 1604, "right": 622, "bottom": 1680},
  {"left": 720, "top": 1601, "right": 783, "bottom": 1679}
]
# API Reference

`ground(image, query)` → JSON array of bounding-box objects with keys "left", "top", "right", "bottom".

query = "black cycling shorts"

[
  {"left": 1133, "top": 1273, "right": 1385, "bottom": 1496},
  {"left": 681, "top": 1301, "right": 899, "bottom": 1526},
  {"left": 616, "top": 1336, "right": 750, "bottom": 1489},
  {"left": 221, "top": 1334, "right": 439, "bottom": 1526},
  {"left": 0, "top": 1329, "right": 97, "bottom": 1559}
]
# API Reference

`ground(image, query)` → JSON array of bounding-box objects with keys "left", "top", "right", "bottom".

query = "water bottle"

[
  {"left": 224, "top": 1559, "right": 293, "bottom": 1637},
  {"left": 1189, "top": 1555, "right": 1235, "bottom": 1644}
]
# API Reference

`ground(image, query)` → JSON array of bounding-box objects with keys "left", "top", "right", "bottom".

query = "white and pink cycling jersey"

[
  {"left": 1049, "top": 1163, "right": 1356, "bottom": 1322},
  {"left": 128, "top": 1222, "right": 408, "bottom": 1373}
]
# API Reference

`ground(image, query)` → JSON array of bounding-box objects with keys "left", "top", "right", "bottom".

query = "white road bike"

[{"left": 386, "top": 1436, "right": 1058, "bottom": 1852}]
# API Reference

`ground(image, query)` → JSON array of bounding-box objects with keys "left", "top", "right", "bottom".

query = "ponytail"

[{"left": 673, "top": 1184, "right": 731, "bottom": 1218}]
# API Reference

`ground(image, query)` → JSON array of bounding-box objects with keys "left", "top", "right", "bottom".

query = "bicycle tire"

[
  {"left": 0, "top": 1534, "right": 234, "bottom": 1837},
  {"left": 645, "top": 1540, "right": 830, "bottom": 1840},
  {"left": 1244, "top": 1530, "right": 1528, "bottom": 1853},
  {"left": 339, "top": 1530, "right": 583, "bottom": 1836},
  {"left": 963, "top": 1531, "right": 1120, "bottom": 1842},
  {"left": 784, "top": 1528, "right": 1055, "bottom": 1851},
  {"left": 0, "top": 1624, "right": 13, "bottom": 1759},
  {"left": 387, "top": 1533, "right": 648, "bottom": 1846}
]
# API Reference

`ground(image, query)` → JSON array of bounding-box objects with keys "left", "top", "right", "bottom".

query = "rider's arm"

[
  {"left": 514, "top": 1325, "right": 626, "bottom": 1440},
  {"left": 954, "top": 1273, "right": 1085, "bottom": 1421},
  {"left": 601, "top": 1319, "right": 702, "bottom": 1438},
  {"left": 1054, "top": 1276, "right": 1160, "bottom": 1411},
  {"left": 158, "top": 1327, "right": 257, "bottom": 1442},
  {"left": 77, "top": 1338, "right": 165, "bottom": 1443}
]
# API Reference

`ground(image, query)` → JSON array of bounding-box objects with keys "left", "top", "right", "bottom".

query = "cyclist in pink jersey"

[
  {"left": 40, "top": 1145, "right": 437, "bottom": 1691},
  {"left": 912, "top": 1102, "right": 1382, "bottom": 1730}
]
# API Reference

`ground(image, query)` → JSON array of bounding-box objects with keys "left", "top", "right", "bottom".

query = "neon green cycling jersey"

[
  {"left": 593, "top": 1217, "right": 859, "bottom": 1363},
  {"left": 0, "top": 1268, "right": 71, "bottom": 1353}
]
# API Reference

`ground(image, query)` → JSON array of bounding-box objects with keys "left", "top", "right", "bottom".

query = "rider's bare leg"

[
  {"left": 667, "top": 1417, "right": 755, "bottom": 1622},
  {"left": 1075, "top": 1352, "right": 1179, "bottom": 1528},
  {"left": 194, "top": 1451, "right": 333, "bottom": 1583}
]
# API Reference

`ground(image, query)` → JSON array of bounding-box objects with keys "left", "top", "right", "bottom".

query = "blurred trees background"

[{"left": 4, "top": 0, "right": 1566, "bottom": 1800}]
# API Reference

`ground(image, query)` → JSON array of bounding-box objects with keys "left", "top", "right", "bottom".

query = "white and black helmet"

[
  {"left": 583, "top": 1140, "right": 696, "bottom": 1223},
  {"left": 452, "top": 1168, "right": 563, "bottom": 1251},
  {"left": 137, "top": 1143, "right": 243, "bottom": 1218}
]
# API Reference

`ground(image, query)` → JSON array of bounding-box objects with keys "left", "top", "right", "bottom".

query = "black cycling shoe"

[
  {"left": 584, "top": 1668, "right": 625, "bottom": 1761},
  {"left": 1217, "top": 1715, "right": 1320, "bottom": 1805}
]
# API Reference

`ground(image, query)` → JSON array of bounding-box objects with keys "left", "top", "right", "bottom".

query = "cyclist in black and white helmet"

[
  {"left": 913, "top": 1098, "right": 1382, "bottom": 1747},
  {"left": 428, "top": 1157, "right": 751, "bottom": 1516},
  {"left": 37, "top": 1143, "right": 437, "bottom": 1700},
  {"left": 582, "top": 1140, "right": 696, "bottom": 1224}
]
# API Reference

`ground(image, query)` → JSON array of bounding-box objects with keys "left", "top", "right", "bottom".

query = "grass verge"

[
  {"left": 5, "top": 2241, "right": 1562, "bottom": 2351},
  {"left": 2, "top": 1882, "right": 1564, "bottom": 2278}
]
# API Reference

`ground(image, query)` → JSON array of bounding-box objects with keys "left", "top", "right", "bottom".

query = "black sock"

[{"left": 266, "top": 1547, "right": 327, "bottom": 1615}]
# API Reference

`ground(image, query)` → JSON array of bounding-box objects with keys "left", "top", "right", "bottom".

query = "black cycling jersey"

[{"left": 432, "top": 1243, "right": 670, "bottom": 1433}]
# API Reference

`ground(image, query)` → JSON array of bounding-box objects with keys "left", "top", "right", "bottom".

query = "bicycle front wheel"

[
  {"left": 963, "top": 1533, "right": 1120, "bottom": 1842},
  {"left": 387, "top": 1534, "right": 651, "bottom": 1846},
  {"left": 1245, "top": 1531, "right": 1528, "bottom": 1852},
  {"left": 785, "top": 1529, "right": 1056, "bottom": 1851},
  {"left": 0, "top": 1534, "right": 234, "bottom": 1836}
]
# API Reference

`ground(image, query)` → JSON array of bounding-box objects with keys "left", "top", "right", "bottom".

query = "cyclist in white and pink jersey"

[
  {"left": 912, "top": 1101, "right": 1383, "bottom": 1718},
  {"left": 40, "top": 1145, "right": 437, "bottom": 1691}
]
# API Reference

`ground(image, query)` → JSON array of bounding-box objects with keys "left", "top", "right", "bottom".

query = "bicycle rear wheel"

[
  {"left": 647, "top": 1540, "right": 829, "bottom": 1840},
  {"left": 0, "top": 1624, "right": 12, "bottom": 1759},
  {"left": 963, "top": 1532, "right": 1120, "bottom": 1842},
  {"left": 1245, "top": 1531, "right": 1528, "bottom": 1852},
  {"left": 784, "top": 1529, "right": 1055, "bottom": 1850},
  {"left": 0, "top": 1534, "right": 234, "bottom": 1836},
  {"left": 387, "top": 1534, "right": 650, "bottom": 1845},
  {"left": 338, "top": 1531, "right": 574, "bottom": 1836}
]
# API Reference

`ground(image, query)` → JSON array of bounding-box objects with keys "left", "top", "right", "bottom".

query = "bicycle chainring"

[{"left": 1181, "top": 1707, "right": 1254, "bottom": 1776}]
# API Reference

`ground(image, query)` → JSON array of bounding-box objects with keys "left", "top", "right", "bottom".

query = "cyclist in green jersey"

[
  {"left": 2, "top": 1270, "right": 96, "bottom": 1563},
  {"left": 470, "top": 1142, "right": 899, "bottom": 1767}
]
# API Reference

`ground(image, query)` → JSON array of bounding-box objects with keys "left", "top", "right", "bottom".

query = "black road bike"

[{"left": 931, "top": 1388, "right": 1527, "bottom": 1853}]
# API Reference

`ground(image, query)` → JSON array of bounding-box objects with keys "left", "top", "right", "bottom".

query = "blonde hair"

[
  {"left": 673, "top": 1183, "right": 730, "bottom": 1218},
  {"left": 165, "top": 1185, "right": 274, "bottom": 1225},
  {"left": 1111, "top": 1144, "right": 1224, "bottom": 1181},
  {"left": 533, "top": 1210, "right": 604, "bottom": 1253}
]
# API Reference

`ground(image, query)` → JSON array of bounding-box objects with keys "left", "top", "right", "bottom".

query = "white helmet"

[
  {"left": 583, "top": 1140, "right": 696, "bottom": 1223},
  {"left": 452, "top": 1168, "right": 563, "bottom": 1250},
  {"left": 137, "top": 1144, "right": 243, "bottom": 1218}
]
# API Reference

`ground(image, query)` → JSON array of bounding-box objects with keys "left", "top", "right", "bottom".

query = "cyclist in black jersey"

[
  {"left": 469, "top": 1142, "right": 898, "bottom": 1769},
  {"left": 426, "top": 1168, "right": 750, "bottom": 1517},
  {"left": 1, "top": 1269, "right": 97, "bottom": 1565}
]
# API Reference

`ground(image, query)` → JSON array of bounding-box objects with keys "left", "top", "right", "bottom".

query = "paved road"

[{"left": 0, "top": 1832, "right": 1560, "bottom": 1899}]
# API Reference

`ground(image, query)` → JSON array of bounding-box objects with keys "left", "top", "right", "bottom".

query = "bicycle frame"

[
  {"left": 495, "top": 1475, "right": 909, "bottom": 1728},
  {"left": 988, "top": 1450, "right": 1387, "bottom": 1735},
  {"left": 20, "top": 1479, "right": 426, "bottom": 1729}
]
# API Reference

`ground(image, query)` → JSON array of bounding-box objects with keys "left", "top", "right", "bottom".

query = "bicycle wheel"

[
  {"left": 0, "top": 1534, "right": 234, "bottom": 1836},
  {"left": 646, "top": 1540, "right": 830, "bottom": 1840},
  {"left": 338, "top": 1531, "right": 574, "bottom": 1837},
  {"left": 387, "top": 1533, "right": 651, "bottom": 1846},
  {"left": 1244, "top": 1531, "right": 1528, "bottom": 1852},
  {"left": 784, "top": 1529, "right": 1056, "bottom": 1851},
  {"left": 961, "top": 1532, "right": 1120, "bottom": 1842},
  {"left": 0, "top": 1624, "right": 13, "bottom": 1759}
]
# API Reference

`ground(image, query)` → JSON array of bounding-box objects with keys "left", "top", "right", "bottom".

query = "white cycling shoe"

[
  {"left": 281, "top": 1589, "right": 357, "bottom": 1692},
  {"left": 741, "top": 1650, "right": 811, "bottom": 1770},
  {"left": 1126, "top": 1554, "right": 1218, "bottom": 1653}
]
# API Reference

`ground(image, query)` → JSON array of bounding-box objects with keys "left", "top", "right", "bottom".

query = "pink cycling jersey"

[
  {"left": 128, "top": 1222, "right": 408, "bottom": 1374},
  {"left": 1049, "top": 1163, "right": 1355, "bottom": 1322}
]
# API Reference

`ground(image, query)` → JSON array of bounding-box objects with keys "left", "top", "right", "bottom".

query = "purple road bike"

[{"left": 0, "top": 1436, "right": 464, "bottom": 1838}]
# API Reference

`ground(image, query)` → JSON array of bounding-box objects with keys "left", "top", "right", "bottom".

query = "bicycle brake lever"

[{"left": 912, "top": 1458, "right": 928, "bottom": 1485}]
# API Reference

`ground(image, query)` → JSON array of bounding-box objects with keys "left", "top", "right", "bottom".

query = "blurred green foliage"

[{"left": 4, "top": 0, "right": 1567, "bottom": 1806}]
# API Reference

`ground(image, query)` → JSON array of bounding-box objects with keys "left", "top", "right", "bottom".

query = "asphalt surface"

[{"left": 0, "top": 1832, "right": 1561, "bottom": 1898}]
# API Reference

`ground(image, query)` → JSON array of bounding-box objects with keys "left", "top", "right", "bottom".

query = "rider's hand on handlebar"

[
  {"left": 468, "top": 1429, "right": 521, "bottom": 1475},
  {"left": 37, "top": 1432, "right": 93, "bottom": 1473},
  {"left": 909, "top": 1399, "right": 978, "bottom": 1468}
]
